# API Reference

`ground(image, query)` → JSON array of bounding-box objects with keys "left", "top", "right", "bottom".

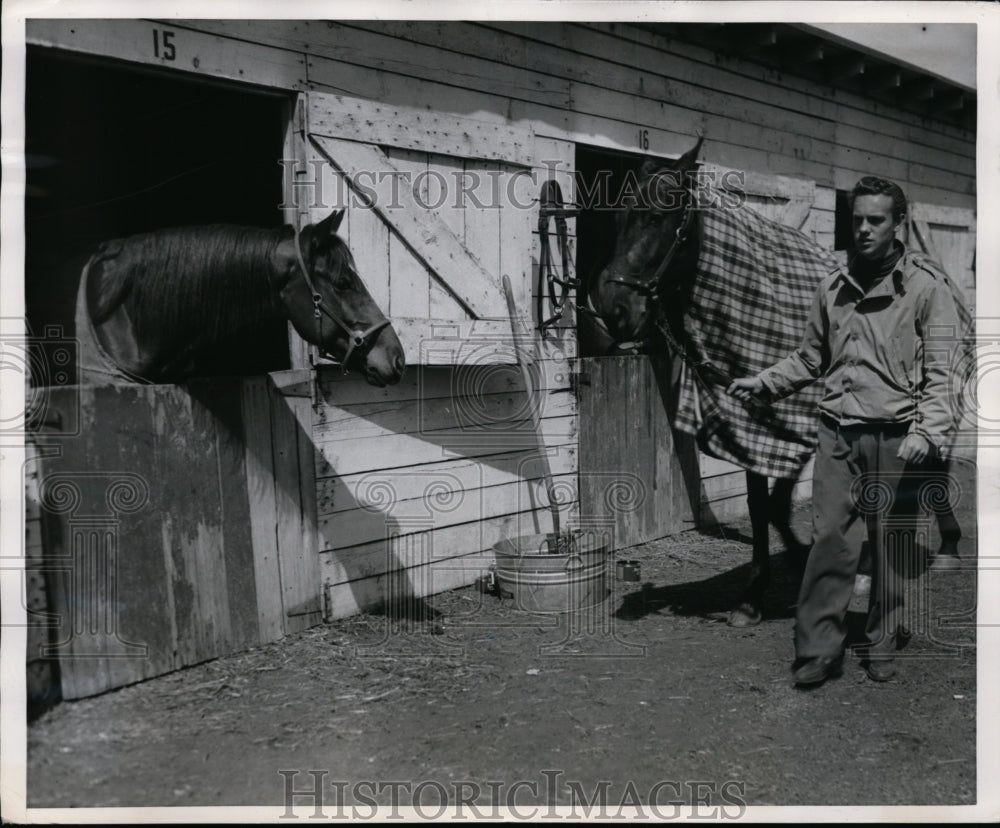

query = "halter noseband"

[{"left": 293, "top": 229, "right": 390, "bottom": 373}]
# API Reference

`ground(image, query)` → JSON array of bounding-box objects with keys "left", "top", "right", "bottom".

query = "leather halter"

[
  {"left": 604, "top": 184, "right": 697, "bottom": 312},
  {"left": 588, "top": 184, "right": 697, "bottom": 354},
  {"left": 293, "top": 229, "right": 390, "bottom": 373},
  {"left": 600, "top": 188, "right": 735, "bottom": 388}
]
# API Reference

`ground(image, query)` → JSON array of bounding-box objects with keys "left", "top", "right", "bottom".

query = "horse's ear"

[
  {"left": 676, "top": 136, "right": 704, "bottom": 173},
  {"left": 311, "top": 209, "right": 346, "bottom": 239}
]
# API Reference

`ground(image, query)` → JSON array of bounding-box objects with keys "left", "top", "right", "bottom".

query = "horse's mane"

[{"left": 94, "top": 224, "right": 290, "bottom": 353}]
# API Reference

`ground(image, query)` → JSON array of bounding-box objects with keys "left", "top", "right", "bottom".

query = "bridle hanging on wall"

[{"left": 536, "top": 179, "right": 581, "bottom": 338}]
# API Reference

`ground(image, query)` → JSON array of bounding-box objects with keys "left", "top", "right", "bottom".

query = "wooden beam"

[
  {"left": 307, "top": 90, "right": 536, "bottom": 168},
  {"left": 866, "top": 67, "right": 902, "bottom": 93},
  {"left": 828, "top": 55, "right": 866, "bottom": 83},
  {"left": 937, "top": 89, "right": 967, "bottom": 112},
  {"left": 749, "top": 25, "right": 779, "bottom": 49},
  {"left": 728, "top": 24, "right": 780, "bottom": 60},
  {"left": 790, "top": 41, "right": 825, "bottom": 64},
  {"left": 903, "top": 77, "right": 937, "bottom": 102},
  {"left": 27, "top": 18, "right": 306, "bottom": 91}
]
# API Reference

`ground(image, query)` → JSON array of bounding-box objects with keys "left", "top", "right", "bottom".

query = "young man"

[{"left": 728, "top": 177, "right": 965, "bottom": 686}]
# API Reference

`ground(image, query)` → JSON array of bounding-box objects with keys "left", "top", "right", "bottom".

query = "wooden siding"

[
  {"left": 314, "top": 355, "right": 578, "bottom": 619},
  {"left": 28, "top": 19, "right": 974, "bottom": 210},
  {"left": 33, "top": 375, "right": 320, "bottom": 698}
]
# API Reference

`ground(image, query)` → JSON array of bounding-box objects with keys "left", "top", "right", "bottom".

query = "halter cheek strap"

[
  {"left": 605, "top": 186, "right": 698, "bottom": 309},
  {"left": 589, "top": 186, "right": 697, "bottom": 352},
  {"left": 293, "top": 228, "right": 390, "bottom": 373}
]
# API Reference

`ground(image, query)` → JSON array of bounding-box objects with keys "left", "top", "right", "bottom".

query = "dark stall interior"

[{"left": 25, "top": 50, "right": 292, "bottom": 378}]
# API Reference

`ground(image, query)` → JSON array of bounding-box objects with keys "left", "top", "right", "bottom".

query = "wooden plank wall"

[
  {"left": 299, "top": 122, "right": 577, "bottom": 617},
  {"left": 24, "top": 440, "right": 59, "bottom": 712},
  {"left": 314, "top": 356, "right": 578, "bottom": 619},
  {"left": 27, "top": 19, "right": 974, "bottom": 208},
  {"left": 35, "top": 376, "right": 319, "bottom": 698}
]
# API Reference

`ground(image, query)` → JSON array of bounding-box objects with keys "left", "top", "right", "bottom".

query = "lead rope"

[{"left": 292, "top": 228, "right": 390, "bottom": 374}]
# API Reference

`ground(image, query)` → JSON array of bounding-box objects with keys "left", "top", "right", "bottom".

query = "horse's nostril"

[{"left": 393, "top": 353, "right": 405, "bottom": 375}]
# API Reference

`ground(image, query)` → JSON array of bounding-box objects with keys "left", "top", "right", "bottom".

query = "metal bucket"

[
  {"left": 492, "top": 531, "right": 609, "bottom": 613},
  {"left": 616, "top": 560, "right": 641, "bottom": 582}
]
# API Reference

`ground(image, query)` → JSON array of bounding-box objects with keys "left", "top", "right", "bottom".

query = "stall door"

[{"left": 907, "top": 203, "right": 976, "bottom": 314}]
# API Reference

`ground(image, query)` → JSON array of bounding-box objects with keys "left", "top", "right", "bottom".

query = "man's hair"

[{"left": 850, "top": 176, "right": 908, "bottom": 222}]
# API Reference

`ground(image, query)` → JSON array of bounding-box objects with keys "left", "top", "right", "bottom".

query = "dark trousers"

[
  {"left": 795, "top": 418, "right": 921, "bottom": 660},
  {"left": 931, "top": 455, "right": 962, "bottom": 547}
]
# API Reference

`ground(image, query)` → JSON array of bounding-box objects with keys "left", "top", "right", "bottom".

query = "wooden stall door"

[
  {"left": 36, "top": 375, "right": 320, "bottom": 699},
  {"left": 577, "top": 355, "right": 699, "bottom": 547},
  {"left": 289, "top": 90, "right": 538, "bottom": 367},
  {"left": 907, "top": 203, "right": 976, "bottom": 314}
]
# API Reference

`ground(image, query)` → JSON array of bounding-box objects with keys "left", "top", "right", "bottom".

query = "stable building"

[{"left": 22, "top": 18, "right": 976, "bottom": 700}]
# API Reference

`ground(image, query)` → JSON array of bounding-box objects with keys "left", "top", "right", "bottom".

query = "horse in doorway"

[
  {"left": 587, "top": 138, "right": 841, "bottom": 626},
  {"left": 76, "top": 209, "right": 405, "bottom": 387}
]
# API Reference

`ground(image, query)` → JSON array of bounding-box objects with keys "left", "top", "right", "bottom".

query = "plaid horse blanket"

[{"left": 660, "top": 203, "right": 844, "bottom": 479}]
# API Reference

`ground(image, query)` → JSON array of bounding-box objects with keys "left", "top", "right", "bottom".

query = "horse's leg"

[
  {"left": 728, "top": 471, "right": 770, "bottom": 627},
  {"left": 768, "top": 476, "right": 811, "bottom": 570}
]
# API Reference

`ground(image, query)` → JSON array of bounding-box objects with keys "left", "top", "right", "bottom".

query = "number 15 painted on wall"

[{"left": 153, "top": 29, "right": 176, "bottom": 61}]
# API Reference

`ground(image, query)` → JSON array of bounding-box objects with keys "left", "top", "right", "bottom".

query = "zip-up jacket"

[{"left": 758, "top": 242, "right": 965, "bottom": 451}]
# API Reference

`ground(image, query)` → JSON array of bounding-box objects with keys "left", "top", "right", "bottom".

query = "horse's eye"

[{"left": 333, "top": 269, "right": 355, "bottom": 290}]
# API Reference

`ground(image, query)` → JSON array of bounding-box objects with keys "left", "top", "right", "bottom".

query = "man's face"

[{"left": 852, "top": 193, "right": 901, "bottom": 261}]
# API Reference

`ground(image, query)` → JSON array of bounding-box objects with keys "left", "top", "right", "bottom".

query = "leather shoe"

[
  {"left": 862, "top": 658, "right": 896, "bottom": 682},
  {"left": 793, "top": 655, "right": 842, "bottom": 687}
]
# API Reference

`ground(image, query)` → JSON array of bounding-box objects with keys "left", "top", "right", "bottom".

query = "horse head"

[
  {"left": 278, "top": 209, "right": 405, "bottom": 387},
  {"left": 590, "top": 137, "right": 703, "bottom": 349}
]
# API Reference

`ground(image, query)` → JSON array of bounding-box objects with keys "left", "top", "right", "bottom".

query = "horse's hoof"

[{"left": 728, "top": 603, "right": 763, "bottom": 627}]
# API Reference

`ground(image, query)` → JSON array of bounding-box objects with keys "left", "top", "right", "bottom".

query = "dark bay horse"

[
  {"left": 588, "top": 138, "right": 840, "bottom": 626},
  {"left": 77, "top": 209, "right": 405, "bottom": 387}
]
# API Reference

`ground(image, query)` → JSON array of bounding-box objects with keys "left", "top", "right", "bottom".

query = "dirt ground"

[{"left": 25, "top": 462, "right": 978, "bottom": 814}]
